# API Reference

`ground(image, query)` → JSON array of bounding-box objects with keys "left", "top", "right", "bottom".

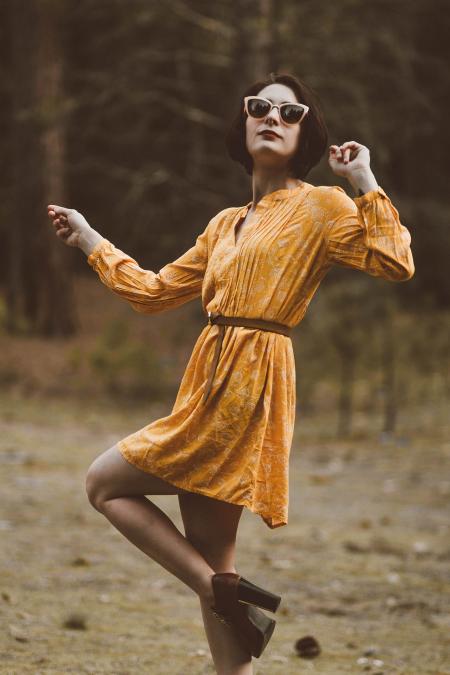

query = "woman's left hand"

[{"left": 328, "top": 141, "right": 370, "bottom": 179}]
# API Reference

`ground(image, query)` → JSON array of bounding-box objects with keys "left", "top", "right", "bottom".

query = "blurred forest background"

[
  {"left": 1, "top": 3, "right": 449, "bottom": 673},
  {"left": 0, "top": 0, "right": 449, "bottom": 438}
]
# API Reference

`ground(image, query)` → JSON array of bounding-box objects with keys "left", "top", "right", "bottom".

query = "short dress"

[{"left": 87, "top": 181, "right": 415, "bottom": 529}]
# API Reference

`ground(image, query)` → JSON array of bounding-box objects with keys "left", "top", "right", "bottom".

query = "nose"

[{"left": 265, "top": 105, "right": 281, "bottom": 125}]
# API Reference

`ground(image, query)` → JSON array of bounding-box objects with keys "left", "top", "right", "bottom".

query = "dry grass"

[{"left": 0, "top": 390, "right": 449, "bottom": 674}]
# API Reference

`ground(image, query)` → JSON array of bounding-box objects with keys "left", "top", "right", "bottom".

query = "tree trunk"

[
  {"left": 337, "top": 348, "right": 355, "bottom": 438},
  {"left": 7, "top": 0, "right": 77, "bottom": 337},
  {"left": 233, "top": 0, "right": 280, "bottom": 87},
  {"left": 34, "top": 0, "right": 77, "bottom": 336},
  {"left": 381, "top": 305, "right": 397, "bottom": 437},
  {"left": 6, "top": 0, "right": 38, "bottom": 333}
]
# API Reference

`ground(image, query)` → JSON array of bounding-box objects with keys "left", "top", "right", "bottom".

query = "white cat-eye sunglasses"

[{"left": 244, "top": 96, "right": 309, "bottom": 125}]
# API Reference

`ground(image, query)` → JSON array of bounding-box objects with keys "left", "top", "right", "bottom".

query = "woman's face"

[{"left": 245, "top": 83, "right": 302, "bottom": 174}]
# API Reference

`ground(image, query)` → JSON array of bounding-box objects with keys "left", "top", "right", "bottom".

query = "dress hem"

[{"left": 117, "top": 439, "right": 287, "bottom": 530}]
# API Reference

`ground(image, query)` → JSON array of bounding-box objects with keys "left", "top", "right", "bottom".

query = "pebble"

[
  {"left": 413, "top": 540, "right": 430, "bottom": 555},
  {"left": 62, "top": 612, "right": 87, "bottom": 630},
  {"left": 382, "top": 479, "right": 397, "bottom": 493},
  {"left": 9, "top": 624, "right": 28, "bottom": 642},
  {"left": 271, "top": 559, "right": 293, "bottom": 569},
  {"left": 269, "top": 654, "right": 288, "bottom": 663},
  {"left": 295, "top": 635, "right": 321, "bottom": 659},
  {"left": 386, "top": 596, "right": 398, "bottom": 607},
  {"left": 387, "top": 572, "right": 400, "bottom": 584}
]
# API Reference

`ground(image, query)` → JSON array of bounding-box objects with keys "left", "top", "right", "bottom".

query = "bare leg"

[
  {"left": 85, "top": 446, "right": 215, "bottom": 603},
  {"left": 86, "top": 445, "right": 253, "bottom": 674},
  {"left": 179, "top": 492, "right": 254, "bottom": 675}
]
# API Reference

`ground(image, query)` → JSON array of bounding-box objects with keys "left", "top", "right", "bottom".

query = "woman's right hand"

[{"left": 47, "top": 204, "right": 92, "bottom": 248}]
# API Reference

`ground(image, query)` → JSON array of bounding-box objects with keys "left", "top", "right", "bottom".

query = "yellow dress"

[{"left": 87, "top": 181, "right": 415, "bottom": 529}]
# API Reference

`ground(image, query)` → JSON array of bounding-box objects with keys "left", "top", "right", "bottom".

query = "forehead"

[{"left": 256, "top": 83, "right": 297, "bottom": 103}]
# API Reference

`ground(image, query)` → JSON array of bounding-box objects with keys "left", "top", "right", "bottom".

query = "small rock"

[
  {"left": 343, "top": 540, "right": 368, "bottom": 554},
  {"left": 195, "top": 649, "right": 206, "bottom": 656},
  {"left": 363, "top": 645, "right": 379, "bottom": 656},
  {"left": 373, "top": 659, "right": 385, "bottom": 667},
  {"left": 271, "top": 559, "right": 293, "bottom": 569},
  {"left": 9, "top": 624, "right": 28, "bottom": 642},
  {"left": 99, "top": 594, "right": 110, "bottom": 603},
  {"left": 413, "top": 541, "right": 430, "bottom": 555},
  {"left": 327, "top": 458, "right": 344, "bottom": 473},
  {"left": 295, "top": 635, "right": 321, "bottom": 659},
  {"left": 71, "top": 556, "right": 90, "bottom": 567},
  {"left": 62, "top": 612, "right": 87, "bottom": 630},
  {"left": 16, "top": 611, "right": 33, "bottom": 622},
  {"left": 269, "top": 654, "right": 288, "bottom": 663},
  {"left": 386, "top": 596, "right": 398, "bottom": 608},
  {"left": 387, "top": 572, "right": 400, "bottom": 584},
  {"left": 357, "top": 656, "right": 369, "bottom": 665}
]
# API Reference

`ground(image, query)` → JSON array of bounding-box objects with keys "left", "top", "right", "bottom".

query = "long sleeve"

[
  {"left": 86, "top": 222, "right": 210, "bottom": 314},
  {"left": 323, "top": 185, "right": 415, "bottom": 281}
]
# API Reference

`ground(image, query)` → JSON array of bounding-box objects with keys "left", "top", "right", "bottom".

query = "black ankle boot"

[{"left": 210, "top": 572, "right": 281, "bottom": 658}]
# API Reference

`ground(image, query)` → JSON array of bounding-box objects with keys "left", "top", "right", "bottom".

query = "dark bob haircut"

[{"left": 225, "top": 72, "right": 329, "bottom": 180}]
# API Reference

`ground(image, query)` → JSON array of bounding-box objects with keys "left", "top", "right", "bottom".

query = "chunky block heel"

[
  {"left": 237, "top": 576, "right": 281, "bottom": 613},
  {"left": 246, "top": 605, "right": 276, "bottom": 657},
  {"left": 210, "top": 572, "right": 281, "bottom": 658}
]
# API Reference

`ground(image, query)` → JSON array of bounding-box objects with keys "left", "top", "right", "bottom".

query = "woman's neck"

[{"left": 251, "top": 170, "right": 302, "bottom": 208}]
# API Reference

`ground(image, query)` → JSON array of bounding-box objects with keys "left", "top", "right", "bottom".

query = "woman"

[{"left": 47, "top": 72, "right": 415, "bottom": 674}]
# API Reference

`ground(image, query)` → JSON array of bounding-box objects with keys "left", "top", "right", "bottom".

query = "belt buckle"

[{"left": 208, "top": 311, "right": 221, "bottom": 325}]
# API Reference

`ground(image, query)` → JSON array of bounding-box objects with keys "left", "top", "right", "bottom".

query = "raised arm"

[
  {"left": 324, "top": 142, "right": 415, "bottom": 281},
  {"left": 46, "top": 203, "right": 213, "bottom": 314},
  {"left": 85, "top": 225, "right": 211, "bottom": 314}
]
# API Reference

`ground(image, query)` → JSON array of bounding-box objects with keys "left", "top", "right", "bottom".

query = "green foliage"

[
  {"left": 294, "top": 277, "right": 449, "bottom": 426},
  {"left": 1, "top": 0, "right": 448, "bottom": 345},
  {"left": 87, "top": 319, "right": 168, "bottom": 400}
]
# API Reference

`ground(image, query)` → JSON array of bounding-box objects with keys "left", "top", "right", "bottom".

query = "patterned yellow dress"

[{"left": 87, "top": 181, "right": 414, "bottom": 529}]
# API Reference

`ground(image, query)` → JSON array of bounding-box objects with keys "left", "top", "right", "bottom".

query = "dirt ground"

[{"left": 0, "top": 391, "right": 448, "bottom": 674}]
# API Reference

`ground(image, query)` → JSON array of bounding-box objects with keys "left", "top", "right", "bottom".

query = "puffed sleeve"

[
  {"left": 86, "top": 221, "right": 211, "bottom": 314},
  {"left": 323, "top": 185, "right": 415, "bottom": 281}
]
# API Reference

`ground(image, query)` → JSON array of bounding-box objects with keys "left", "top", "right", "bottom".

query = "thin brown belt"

[{"left": 202, "top": 311, "right": 293, "bottom": 405}]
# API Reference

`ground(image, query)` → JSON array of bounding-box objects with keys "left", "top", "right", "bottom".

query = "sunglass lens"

[
  {"left": 248, "top": 98, "right": 270, "bottom": 118},
  {"left": 281, "top": 104, "right": 303, "bottom": 124}
]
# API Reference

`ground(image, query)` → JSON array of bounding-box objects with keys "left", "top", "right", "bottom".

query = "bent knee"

[
  {"left": 85, "top": 444, "right": 122, "bottom": 510},
  {"left": 85, "top": 461, "right": 106, "bottom": 511}
]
